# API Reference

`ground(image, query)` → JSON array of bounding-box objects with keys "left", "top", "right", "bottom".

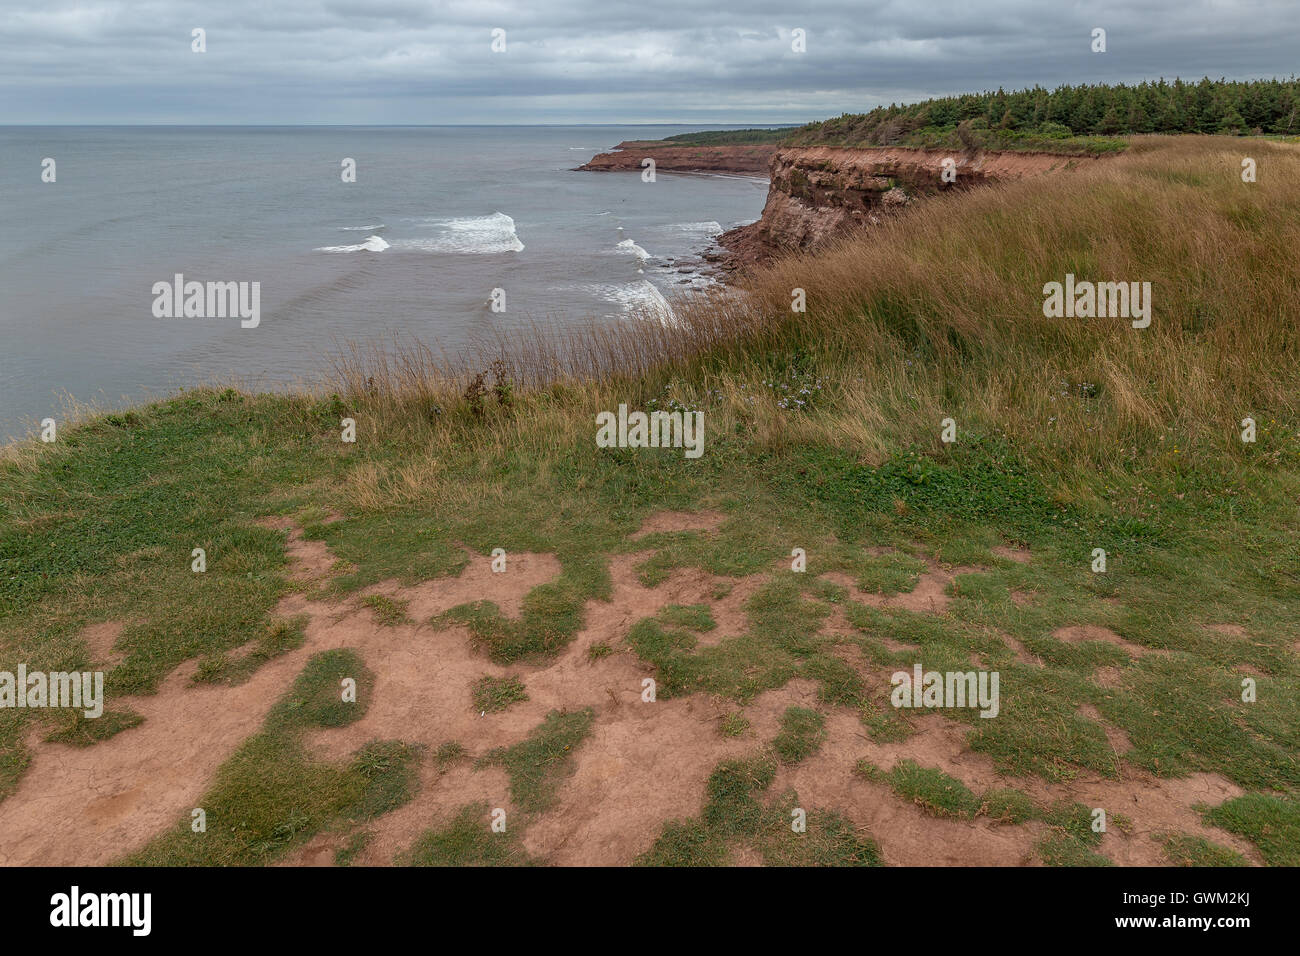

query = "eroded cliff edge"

[
  {"left": 715, "top": 146, "right": 1103, "bottom": 271},
  {"left": 576, "top": 141, "right": 1105, "bottom": 277}
]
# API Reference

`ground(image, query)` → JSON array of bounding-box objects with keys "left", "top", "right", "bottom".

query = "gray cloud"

[{"left": 3, "top": 0, "right": 1296, "bottom": 124}]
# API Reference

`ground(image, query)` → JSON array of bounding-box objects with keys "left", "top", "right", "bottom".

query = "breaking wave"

[
  {"left": 315, "top": 235, "right": 390, "bottom": 253},
  {"left": 393, "top": 212, "right": 524, "bottom": 253}
]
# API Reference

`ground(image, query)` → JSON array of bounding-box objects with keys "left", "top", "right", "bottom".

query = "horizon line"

[{"left": 0, "top": 121, "right": 809, "bottom": 128}]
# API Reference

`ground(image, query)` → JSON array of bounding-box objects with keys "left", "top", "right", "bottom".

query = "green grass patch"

[
  {"left": 192, "top": 615, "right": 307, "bottom": 686},
  {"left": 979, "top": 788, "right": 1038, "bottom": 825},
  {"left": 434, "top": 741, "right": 467, "bottom": 769},
  {"left": 858, "top": 759, "right": 981, "bottom": 818},
  {"left": 43, "top": 708, "right": 144, "bottom": 747},
  {"left": 440, "top": 583, "right": 587, "bottom": 664},
  {"left": 399, "top": 803, "right": 536, "bottom": 866},
  {"left": 773, "top": 707, "right": 827, "bottom": 764},
  {"left": 1036, "top": 833, "right": 1112, "bottom": 867},
  {"left": 640, "top": 753, "right": 882, "bottom": 866},
  {"left": 720, "top": 711, "right": 750, "bottom": 737},
  {"left": 472, "top": 674, "right": 529, "bottom": 713},
  {"left": 1203, "top": 793, "right": 1300, "bottom": 866},
  {"left": 122, "top": 650, "right": 420, "bottom": 865},
  {"left": 359, "top": 594, "right": 411, "bottom": 626},
  {"left": 1158, "top": 833, "right": 1251, "bottom": 867},
  {"left": 659, "top": 604, "right": 716, "bottom": 632},
  {"left": 477, "top": 708, "right": 594, "bottom": 814},
  {"left": 267, "top": 648, "right": 372, "bottom": 732}
]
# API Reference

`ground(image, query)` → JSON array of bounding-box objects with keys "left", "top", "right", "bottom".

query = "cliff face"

[
  {"left": 576, "top": 141, "right": 1103, "bottom": 275},
  {"left": 576, "top": 142, "right": 777, "bottom": 176},
  {"left": 718, "top": 146, "right": 1101, "bottom": 270}
]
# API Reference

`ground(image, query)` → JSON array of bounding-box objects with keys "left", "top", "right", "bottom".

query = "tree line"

[{"left": 790, "top": 77, "right": 1300, "bottom": 145}]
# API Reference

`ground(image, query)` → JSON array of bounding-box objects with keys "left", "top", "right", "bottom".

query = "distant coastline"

[{"left": 575, "top": 140, "right": 778, "bottom": 177}]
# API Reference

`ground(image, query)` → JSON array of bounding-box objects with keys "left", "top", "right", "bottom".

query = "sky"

[{"left": 2, "top": 0, "right": 1296, "bottom": 125}]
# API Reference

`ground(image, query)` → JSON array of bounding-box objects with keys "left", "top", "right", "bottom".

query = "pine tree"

[{"left": 1217, "top": 105, "right": 1246, "bottom": 134}]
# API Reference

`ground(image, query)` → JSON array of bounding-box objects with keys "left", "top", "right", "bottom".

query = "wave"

[
  {"left": 392, "top": 212, "right": 524, "bottom": 254},
  {"left": 678, "top": 171, "right": 769, "bottom": 184},
  {"left": 585, "top": 280, "right": 677, "bottom": 327},
  {"left": 338, "top": 223, "right": 386, "bottom": 232},
  {"left": 315, "top": 235, "right": 390, "bottom": 253},
  {"left": 616, "top": 238, "right": 652, "bottom": 261},
  {"left": 670, "top": 221, "right": 724, "bottom": 236}
]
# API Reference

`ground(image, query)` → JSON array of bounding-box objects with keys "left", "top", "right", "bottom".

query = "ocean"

[{"left": 0, "top": 126, "right": 769, "bottom": 442}]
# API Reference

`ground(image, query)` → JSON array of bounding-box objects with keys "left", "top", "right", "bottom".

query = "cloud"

[{"left": 3, "top": 0, "right": 1296, "bottom": 123}]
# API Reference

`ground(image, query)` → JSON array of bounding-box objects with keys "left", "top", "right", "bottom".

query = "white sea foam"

[
  {"left": 627, "top": 280, "right": 677, "bottom": 327},
  {"left": 338, "top": 223, "right": 386, "bottom": 232},
  {"left": 585, "top": 280, "right": 677, "bottom": 327},
  {"left": 394, "top": 212, "right": 524, "bottom": 253},
  {"left": 682, "top": 171, "right": 769, "bottom": 184},
  {"left": 670, "top": 221, "right": 724, "bottom": 236},
  {"left": 315, "top": 235, "right": 390, "bottom": 253},
  {"left": 616, "top": 238, "right": 652, "bottom": 261}
]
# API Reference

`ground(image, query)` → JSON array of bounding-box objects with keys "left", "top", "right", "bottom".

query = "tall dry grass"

[{"left": 329, "top": 135, "right": 1300, "bottom": 474}]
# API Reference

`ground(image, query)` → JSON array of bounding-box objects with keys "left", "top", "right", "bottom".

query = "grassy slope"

[{"left": 1, "top": 135, "right": 1297, "bottom": 865}]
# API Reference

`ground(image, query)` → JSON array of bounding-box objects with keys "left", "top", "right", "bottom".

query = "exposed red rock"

[
  {"left": 577, "top": 141, "right": 1109, "bottom": 279},
  {"left": 717, "top": 146, "right": 1106, "bottom": 272}
]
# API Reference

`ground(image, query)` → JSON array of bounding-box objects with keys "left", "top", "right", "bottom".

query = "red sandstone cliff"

[
  {"left": 716, "top": 146, "right": 1103, "bottom": 270},
  {"left": 576, "top": 141, "right": 777, "bottom": 176},
  {"left": 576, "top": 141, "right": 1105, "bottom": 276}
]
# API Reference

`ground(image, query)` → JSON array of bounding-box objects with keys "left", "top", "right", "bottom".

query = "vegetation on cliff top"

[
  {"left": 660, "top": 128, "right": 795, "bottom": 146},
  {"left": 784, "top": 77, "right": 1300, "bottom": 154},
  {"left": 634, "top": 78, "right": 1300, "bottom": 158}
]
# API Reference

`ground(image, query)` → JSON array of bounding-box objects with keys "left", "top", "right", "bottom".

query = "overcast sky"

[{"left": 2, "top": 0, "right": 1295, "bottom": 125}]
